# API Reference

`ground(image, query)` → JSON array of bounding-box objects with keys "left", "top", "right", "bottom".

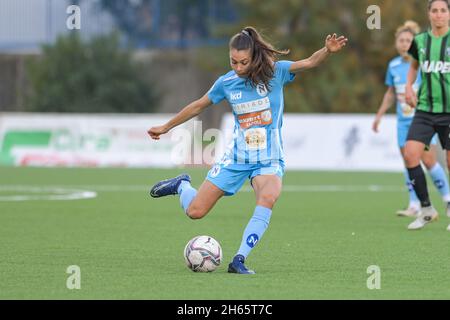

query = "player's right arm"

[
  {"left": 372, "top": 86, "right": 395, "bottom": 133},
  {"left": 405, "top": 60, "right": 419, "bottom": 108},
  {"left": 148, "top": 94, "right": 212, "bottom": 140}
]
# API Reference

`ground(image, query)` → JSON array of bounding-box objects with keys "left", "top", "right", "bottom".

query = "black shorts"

[{"left": 407, "top": 110, "right": 450, "bottom": 150}]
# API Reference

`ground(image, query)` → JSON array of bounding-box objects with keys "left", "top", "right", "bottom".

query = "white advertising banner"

[
  {"left": 220, "top": 113, "right": 404, "bottom": 172},
  {"left": 0, "top": 113, "right": 193, "bottom": 167}
]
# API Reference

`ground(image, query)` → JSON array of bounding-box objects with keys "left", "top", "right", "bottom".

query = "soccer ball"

[{"left": 184, "top": 235, "right": 222, "bottom": 272}]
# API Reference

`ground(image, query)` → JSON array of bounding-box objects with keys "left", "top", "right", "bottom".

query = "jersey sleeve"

[
  {"left": 276, "top": 60, "right": 296, "bottom": 85},
  {"left": 384, "top": 64, "right": 394, "bottom": 87},
  {"left": 207, "top": 76, "right": 226, "bottom": 105},
  {"left": 408, "top": 39, "right": 419, "bottom": 61}
]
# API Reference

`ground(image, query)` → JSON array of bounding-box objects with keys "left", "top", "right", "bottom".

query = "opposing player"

[
  {"left": 148, "top": 26, "right": 347, "bottom": 273},
  {"left": 404, "top": 0, "right": 450, "bottom": 230},
  {"left": 373, "top": 20, "right": 450, "bottom": 217}
]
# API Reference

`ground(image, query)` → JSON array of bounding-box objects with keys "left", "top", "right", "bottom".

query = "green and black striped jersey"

[{"left": 408, "top": 29, "right": 450, "bottom": 113}]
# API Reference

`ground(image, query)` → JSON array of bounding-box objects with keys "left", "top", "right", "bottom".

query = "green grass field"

[{"left": 1, "top": 167, "right": 450, "bottom": 299}]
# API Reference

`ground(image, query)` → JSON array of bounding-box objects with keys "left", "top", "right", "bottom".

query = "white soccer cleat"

[
  {"left": 396, "top": 207, "right": 420, "bottom": 217},
  {"left": 407, "top": 206, "right": 439, "bottom": 230}
]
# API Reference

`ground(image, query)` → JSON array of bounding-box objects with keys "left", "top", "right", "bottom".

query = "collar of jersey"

[{"left": 427, "top": 27, "right": 450, "bottom": 39}]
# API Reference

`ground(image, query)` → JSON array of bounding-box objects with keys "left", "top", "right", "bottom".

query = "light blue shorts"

[
  {"left": 398, "top": 121, "right": 437, "bottom": 148},
  {"left": 206, "top": 161, "right": 284, "bottom": 196}
]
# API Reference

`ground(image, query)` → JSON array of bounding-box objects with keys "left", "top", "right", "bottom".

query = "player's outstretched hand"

[
  {"left": 148, "top": 125, "right": 169, "bottom": 140},
  {"left": 325, "top": 34, "right": 348, "bottom": 53}
]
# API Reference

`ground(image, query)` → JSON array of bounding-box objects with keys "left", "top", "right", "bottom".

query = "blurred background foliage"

[
  {"left": 198, "top": 0, "right": 429, "bottom": 113},
  {"left": 14, "top": 0, "right": 431, "bottom": 114},
  {"left": 26, "top": 33, "right": 160, "bottom": 113}
]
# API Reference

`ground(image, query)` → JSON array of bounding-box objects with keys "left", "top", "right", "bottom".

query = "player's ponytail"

[
  {"left": 395, "top": 20, "right": 420, "bottom": 38},
  {"left": 229, "top": 26, "right": 289, "bottom": 90}
]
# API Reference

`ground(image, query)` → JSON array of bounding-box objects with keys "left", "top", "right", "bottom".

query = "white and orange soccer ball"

[{"left": 184, "top": 235, "right": 222, "bottom": 272}]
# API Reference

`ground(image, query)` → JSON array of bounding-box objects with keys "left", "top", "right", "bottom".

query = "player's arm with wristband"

[
  {"left": 148, "top": 94, "right": 212, "bottom": 140},
  {"left": 289, "top": 33, "right": 348, "bottom": 72}
]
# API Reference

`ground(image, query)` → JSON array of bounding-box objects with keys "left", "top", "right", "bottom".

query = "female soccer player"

[
  {"left": 373, "top": 20, "right": 450, "bottom": 218},
  {"left": 404, "top": 0, "right": 450, "bottom": 230},
  {"left": 148, "top": 26, "right": 347, "bottom": 273}
]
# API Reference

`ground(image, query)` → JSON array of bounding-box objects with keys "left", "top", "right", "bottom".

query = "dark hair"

[
  {"left": 229, "top": 26, "right": 289, "bottom": 90},
  {"left": 428, "top": 0, "right": 450, "bottom": 10}
]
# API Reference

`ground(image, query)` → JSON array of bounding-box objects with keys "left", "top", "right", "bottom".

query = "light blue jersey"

[
  {"left": 385, "top": 56, "right": 437, "bottom": 148},
  {"left": 385, "top": 56, "right": 421, "bottom": 123},
  {"left": 208, "top": 60, "right": 296, "bottom": 166}
]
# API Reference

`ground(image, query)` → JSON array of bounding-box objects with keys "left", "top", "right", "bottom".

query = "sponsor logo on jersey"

[
  {"left": 420, "top": 61, "right": 450, "bottom": 73},
  {"left": 256, "top": 83, "right": 268, "bottom": 97},
  {"left": 232, "top": 97, "right": 270, "bottom": 115},
  {"left": 395, "top": 85, "right": 416, "bottom": 118},
  {"left": 400, "top": 102, "right": 415, "bottom": 117},
  {"left": 395, "top": 84, "right": 406, "bottom": 94},
  {"left": 395, "top": 84, "right": 418, "bottom": 95},
  {"left": 237, "top": 109, "right": 272, "bottom": 129},
  {"left": 244, "top": 128, "right": 267, "bottom": 150},
  {"left": 230, "top": 91, "right": 242, "bottom": 101}
]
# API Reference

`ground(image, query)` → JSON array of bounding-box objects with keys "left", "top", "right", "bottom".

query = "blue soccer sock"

[
  {"left": 403, "top": 169, "right": 420, "bottom": 207},
  {"left": 237, "top": 205, "right": 272, "bottom": 259},
  {"left": 177, "top": 181, "right": 197, "bottom": 214},
  {"left": 428, "top": 163, "right": 450, "bottom": 202}
]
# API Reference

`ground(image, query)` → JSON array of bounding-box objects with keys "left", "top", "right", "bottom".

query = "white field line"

[
  {"left": 0, "top": 184, "right": 406, "bottom": 201},
  {"left": 0, "top": 186, "right": 97, "bottom": 201},
  {"left": 0, "top": 184, "right": 406, "bottom": 193}
]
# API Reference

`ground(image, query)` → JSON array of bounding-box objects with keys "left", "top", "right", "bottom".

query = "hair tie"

[{"left": 241, "top": 30, "right": 250, "bottom": 37}]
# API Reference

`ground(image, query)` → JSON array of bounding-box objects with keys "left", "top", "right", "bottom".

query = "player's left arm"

[{"left": 289, "top": 34, "right": 348, "bottom": 73}]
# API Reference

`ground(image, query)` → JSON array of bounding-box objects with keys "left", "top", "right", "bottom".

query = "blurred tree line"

[
  {"left": 198, "top": 0, "right": 429, "bottom": 113},
  {"left": 26, "top": 33, "right": 160, "bottom": 113},
  {"left": 24, "top": 0, "right": 235, "bottom": 113}
]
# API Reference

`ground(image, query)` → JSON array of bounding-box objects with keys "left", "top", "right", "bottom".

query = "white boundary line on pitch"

[
  {"left": 0, "top": 184, "right": 406, "bottom": 193},
  {"left": 0, "top": 186, "right": 97, "bottom": 201},
  {"left": 0, "top": 184, "right": 408, "bottom": 202}
]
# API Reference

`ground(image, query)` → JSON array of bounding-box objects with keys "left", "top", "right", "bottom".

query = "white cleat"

[
  {"left": 407, "top": 206, "right": 439, "bottom": 230},
  {"left": 396, "top": 207, "right": 420, "bottom": 217}
]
